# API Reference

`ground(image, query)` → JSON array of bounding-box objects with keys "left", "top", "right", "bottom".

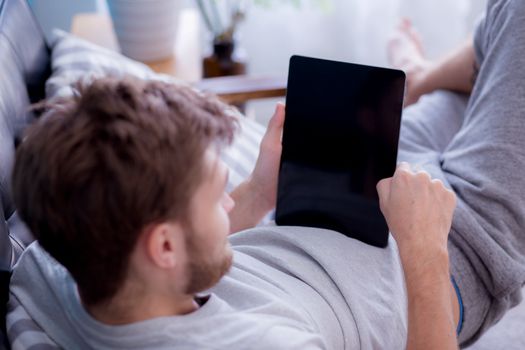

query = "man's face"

[{"left": 183, "top": 149, "right": 235, "bottom": 294}]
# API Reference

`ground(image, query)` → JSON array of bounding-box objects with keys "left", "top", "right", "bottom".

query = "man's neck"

[{"left": 84, "top": 289, "right": 200, "bottom": 325}]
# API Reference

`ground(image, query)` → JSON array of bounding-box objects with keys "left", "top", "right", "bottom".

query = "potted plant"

[{"left": 197, "top": 0, "right": 329, "bottom": 78}]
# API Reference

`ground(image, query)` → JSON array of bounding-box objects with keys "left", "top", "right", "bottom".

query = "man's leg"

[
  {"left": 438, "top": 0, "right": 525, "bottom": 345},
  {"left": 397, "top": 90, "right": 468, "bottom": 181},
  {"left": 391, "top": 14, "right": 470, "bottom": 172}
]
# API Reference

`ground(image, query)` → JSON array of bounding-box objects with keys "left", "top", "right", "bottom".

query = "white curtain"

[
  {"left": 240, "top": 0, "right": 487, "bottom": 75},
  {"left": 236, "top": 0, "right": 487, "bottom": 122}
]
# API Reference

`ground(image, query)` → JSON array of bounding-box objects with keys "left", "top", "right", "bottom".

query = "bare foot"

[
  {"left": 388, "top": 19, "right": 431, "bottom": 106},
  {"left": 388, "top": 19, "right": 427, "bottom": 69}
]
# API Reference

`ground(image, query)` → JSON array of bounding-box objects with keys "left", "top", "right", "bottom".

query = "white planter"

[{"left": 107, "top": 0, "right": 183, "bottom": 62}]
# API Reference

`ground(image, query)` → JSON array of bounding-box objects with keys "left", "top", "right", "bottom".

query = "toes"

[
  {"left": 400, "top": 18, "right": 411, "bottom": 30},
  {"left": 407, "top": 26, "right": 425, "bottom": 56},
  {"left": 390, "top": 17, "right": 426, "bottom": 59}
]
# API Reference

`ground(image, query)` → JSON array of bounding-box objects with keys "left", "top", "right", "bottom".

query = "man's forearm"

[
  {"left": 415, "top": 39, "right": 477, "bottom": 97},
  {"left": 377, "top": 164, "right": 458, "bottom": 349},
  {"left": 228, "top": 179, "right": 273, "bottom": 234},
  {"left": 402, "top": 249, "right": 459, "bottom": 350},
  {"left": 227, "top": 103, "right": 284, "bottom": 234}
]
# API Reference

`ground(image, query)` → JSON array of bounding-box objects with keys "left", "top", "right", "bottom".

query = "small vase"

[{"left": 203, "top": 40, "right": 247, "bottom": 78}]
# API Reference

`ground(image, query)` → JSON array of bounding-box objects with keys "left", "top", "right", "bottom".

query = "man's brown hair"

[{"left": 12, "top": 77, "right": 237, "bottom": 306}]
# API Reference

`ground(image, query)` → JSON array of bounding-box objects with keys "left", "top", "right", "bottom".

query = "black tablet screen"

[{"left": 275, "top": 55, "right": 405, "bottom": 248}]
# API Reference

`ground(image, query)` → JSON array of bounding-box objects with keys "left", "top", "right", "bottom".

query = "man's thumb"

[{"left": 376, "top": 178, "right": 392, "bottom": 210}]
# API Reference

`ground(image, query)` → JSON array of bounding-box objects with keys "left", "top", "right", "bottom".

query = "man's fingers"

[
  {"left": 396, "top": 162, "right": 412, "bottom": 174},
  {"left": 415, "top": 170, "right": 432, "bottom": 183},
  {"left": 263, "top": 103, "right": 285, "bottom": 146},
  {"left": 431, "top": 178, "right": 445, "bottom": 188},
  {"left": 432, "top": 179, "right": 457, "bottom": 207}
]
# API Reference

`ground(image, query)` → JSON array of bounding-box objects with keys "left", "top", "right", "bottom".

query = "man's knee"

[{"left": 488, "top": 0, "right": 525, "bottom": 28}]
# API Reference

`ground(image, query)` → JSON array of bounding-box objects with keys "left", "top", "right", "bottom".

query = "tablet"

[{"left": 275, "top": 55, "right": 405, "bottom": 248}]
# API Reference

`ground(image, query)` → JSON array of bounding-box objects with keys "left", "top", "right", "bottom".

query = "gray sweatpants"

[{"left": 397, "top": 0, "right": 525, "bottom": 346}]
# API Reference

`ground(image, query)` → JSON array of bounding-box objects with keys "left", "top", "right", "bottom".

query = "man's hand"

[
  {"left": 376, "top": 162, "right": 456, "bottom": 266},
  {"left": 228, "top": 103, "right": 284, "bottom": 233},
  {"left": 377, "top": 163, "right": 459, "bottom": 350},
  {"left": 248, "top": 102, "right": 285, "bottom": 211}
]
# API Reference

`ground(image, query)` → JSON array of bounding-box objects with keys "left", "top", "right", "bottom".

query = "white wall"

[{"left": 239, "top": 0, "right": 487, "bottom": 75}]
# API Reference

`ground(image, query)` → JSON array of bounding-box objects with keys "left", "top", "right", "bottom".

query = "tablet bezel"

[{"left": 275, "top": 55, "right": 406, "bottom": 248}]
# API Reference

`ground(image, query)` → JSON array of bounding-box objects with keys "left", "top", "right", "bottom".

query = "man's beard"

[{"left": 183, "top": 228, "right": 233, "bottom": 295}]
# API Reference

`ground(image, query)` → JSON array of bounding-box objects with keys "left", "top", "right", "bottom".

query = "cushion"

[{"left": 6, "top": 296, "right": 58, "bottom": 350}]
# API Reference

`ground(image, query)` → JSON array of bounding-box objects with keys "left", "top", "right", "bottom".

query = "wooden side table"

[{"left": 71, "top": 9, "right": 202, "bottom": 83}]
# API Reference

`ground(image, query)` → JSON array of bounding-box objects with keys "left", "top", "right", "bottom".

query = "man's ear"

[{"left": 145, "top": 222, "right": 184, "bottom": 269}]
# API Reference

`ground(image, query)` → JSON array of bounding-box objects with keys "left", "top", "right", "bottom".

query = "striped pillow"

[{"left": 7, "top": 297, "right": 60, "bottom": 350}]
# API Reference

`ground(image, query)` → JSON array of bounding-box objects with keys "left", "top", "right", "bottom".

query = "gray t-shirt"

[{"left": 9, "top": 226, "right": 408, "bottom": 349}]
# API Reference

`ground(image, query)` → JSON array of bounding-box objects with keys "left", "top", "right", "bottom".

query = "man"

[
  {"left": 8, "top": 77, "right": 457, "bottom": 349},
  {"left": 7, "top": 0, "right": 524, "bottom": 349}
]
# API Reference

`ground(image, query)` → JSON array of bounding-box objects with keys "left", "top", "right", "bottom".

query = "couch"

[{"left": 0, "top": 0, "right": 50, "bottom": 347}]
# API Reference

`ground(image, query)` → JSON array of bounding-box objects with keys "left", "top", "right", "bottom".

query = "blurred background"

[{"left": 29, "top": 0, "right": 487, "bottom": 123}]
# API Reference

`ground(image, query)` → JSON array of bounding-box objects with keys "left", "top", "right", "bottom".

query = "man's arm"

[
  {"left": 228, "top": 179, "right": 273, "bottom": 233},
  {"left": 228, "top": 103, "right": 285, "bottom": 233},
  {"left": 377, "top": 163, "right": 459, "bottom": 350},
  {"left": 407, "top": 39, "right": 477, "bottom": 106},
  {"left": 402, "top": 245, "right": 460, "bottom": 350}
]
